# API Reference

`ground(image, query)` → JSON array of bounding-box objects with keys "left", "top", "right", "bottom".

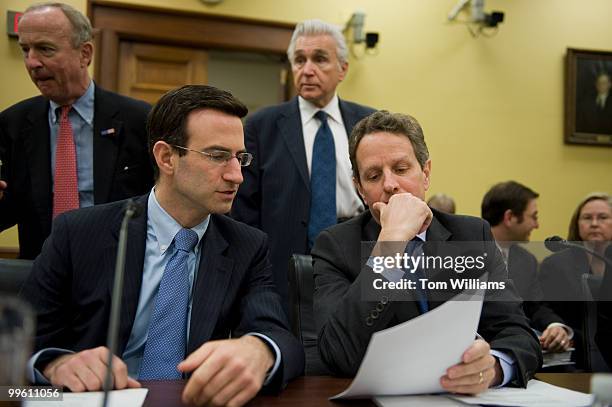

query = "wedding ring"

[
  {"left": 561, "top": 340, "right": 566, "bottom": 345},
  {"left": 479, "top": 371, "right": 484, "bottom": 384}
]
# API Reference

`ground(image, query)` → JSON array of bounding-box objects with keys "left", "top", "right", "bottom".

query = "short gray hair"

[
  {"left": 287, "top": 19, "right": 348, "bottom": 66},
  {"left": 24, "top": 2, "right": 93, "bottom": 48}
]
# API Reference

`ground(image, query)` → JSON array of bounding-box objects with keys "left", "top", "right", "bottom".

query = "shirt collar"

[
  {"left": 49, "top": 80, "right": 95, "bottom": 126},
  {"left": 495, "top": 241, "right": 510, "bottom": 264},
  {"left": 298, "top": 94, "right": 342, "bottom": 126},
  {"left": 147, "top": 188, "right": 209, "bottom": 254}
]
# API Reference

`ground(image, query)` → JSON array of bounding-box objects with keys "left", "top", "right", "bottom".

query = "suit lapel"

[
  {"left": 426, "top": 215, "right": 452, "bottom": 242},
  {"left": 187, "top": 216, "right": 234, "bottom": 355},
  {"left": 279, "top": 98, "right": 310, "bottom": 189},
  {"left": 23, "top": 97, "right": 53, "bottom": 231},
  {"left": 339, "top": 98, "right": 361, "bottom": 136},
  {"left": 108, "top": 194, "right": 149, "bottom": 353},
  {"left": 93, "top": 85, "right": 123, "bottom": 204}
]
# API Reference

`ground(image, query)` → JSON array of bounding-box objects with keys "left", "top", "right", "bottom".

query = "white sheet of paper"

[
  {"left": 374, "top": 394, "right": 464, "bottom": 406},
  {"left": 24, "top": 388, "right": 148, "bottom": 407},
  {"left": 332, "top": 289, "right": 484, "bottom": 399},
  {"left": 449, "top": 379, "right": 593, "bottom": 407}
]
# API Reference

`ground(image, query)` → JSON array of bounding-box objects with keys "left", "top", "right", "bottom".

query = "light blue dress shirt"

[
  {"left": 48, "top": 81, "right": 94, "bottom": 208},
  {"left": 28, "top": 189, "right": 280, "bottom": 384}
]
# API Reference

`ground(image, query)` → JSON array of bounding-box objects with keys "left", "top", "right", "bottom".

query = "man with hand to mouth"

[{"left": 312, "top": 111, "right": 541, "bottom": 394}]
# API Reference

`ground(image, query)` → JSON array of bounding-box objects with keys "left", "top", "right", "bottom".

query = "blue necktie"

[
  {"left": 308, "top": 111, "right": 336, "bottom": 249},
  {"left": 139, "top": 228, "right": 199, "bottom": 380},
  {"left": 404, "top": 238, "right": 429, "bottom": 314}
]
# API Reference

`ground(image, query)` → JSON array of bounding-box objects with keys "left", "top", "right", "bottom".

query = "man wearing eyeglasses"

[
  {"left": 21, "top": 85, "right": 305, "bottom": 407},
  {"left": 481, "top": 181, "right": 573, "bottom": 354}
]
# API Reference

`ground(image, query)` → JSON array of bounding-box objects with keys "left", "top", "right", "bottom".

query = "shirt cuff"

[
  {"left": 27, "top": 348, "right": 74, "bottom": 384},
  {"left": 245, "top": 333, "right": 281, "bottom": 386},
  {"left": 546, "top": 322, "right": 574, "bottom": 340},
  {"left": 490, "top": 349, "right": 516, "bottom": 387}
]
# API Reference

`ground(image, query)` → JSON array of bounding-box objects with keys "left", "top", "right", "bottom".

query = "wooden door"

[{"left": 118, "top": 42, "right": 208, "bottom": 104}]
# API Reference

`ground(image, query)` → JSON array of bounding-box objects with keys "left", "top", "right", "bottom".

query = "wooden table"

[{"left": 141, "top": 373, "right": 592, "bottom": 406}]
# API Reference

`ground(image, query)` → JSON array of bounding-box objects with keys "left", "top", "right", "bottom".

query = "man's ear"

[
  {"left": 80, "top": 41, "right": 94, "bottom": 67},
  {"left": 338, "top": 61, "right": 349, "bottom": 82},
  {"left": 152, "top": 141, "right": 175, "bottom": 177},
  {"left": 502, "top": 209, "right": 515, "bottom": 226},
  {"left": 422, "top": 159, "right": 432, "bottom": 192},
  {"left": 353, "top": 176, "right": 366, "bottom": 204}
]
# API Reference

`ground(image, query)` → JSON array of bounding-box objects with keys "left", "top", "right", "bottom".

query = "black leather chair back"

[{"left": 288, "top": 254, "right": 330, "bottom": 375}]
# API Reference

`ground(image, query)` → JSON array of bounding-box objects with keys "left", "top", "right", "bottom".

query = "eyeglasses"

[
  {"left": 579, "top": 213, "right": 611, "bottom": 224},
  {"left": 171, "top": 145, "right": 253, "bottom": 167}
]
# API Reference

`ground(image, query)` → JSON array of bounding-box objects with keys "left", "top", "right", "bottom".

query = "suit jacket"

[
  {"left": 20, "top": 194, "right": 305, "bottom": 391},
  {"left": 507, "top": 244, "right": 567, "bottom": 331},
  {"left": 312, "top": 209, "right": 541, "bottom": 386},
  {"left": 576, "top": 95, "right": 612, "bottom": 135},
  {"left": 539, "top": 246, "right": 612, "bottom": 369},
  {"left": 0, "top": 84, "right": 154, "bottom": 259},
  {"left": 232, "top": 96, "right": 375, "bottom": 308}
]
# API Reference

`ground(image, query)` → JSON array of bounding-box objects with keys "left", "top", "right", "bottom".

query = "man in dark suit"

[
  {"left": 232, "top": 19, "right": 375, "bottom": 308},
  {"left": 0, "top": 3, "right": 153, "bottom": 259},
  {"left": 481, "top": 181, "right": 573, "bottom": 353},
  {"left": 313, "top": 111, "right": 541, "bottom": 394},
  {"left": 21, "top": 85, "right": 304, "bottom": 406},
  {"left": 576, "top": 72, "right": 612, "bottom": 135}
]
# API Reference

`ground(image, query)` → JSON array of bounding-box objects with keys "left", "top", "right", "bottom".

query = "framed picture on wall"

[{"left": 565, "top": 48, "right": 612, "bottom": 146}]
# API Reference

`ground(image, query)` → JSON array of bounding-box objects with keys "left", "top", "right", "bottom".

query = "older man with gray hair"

[
  {"left": 0, "top": 2, "right": 153, "bottom": 259},
  {"left": 233, "top": 19, "right": 375, "bottom": 309}
]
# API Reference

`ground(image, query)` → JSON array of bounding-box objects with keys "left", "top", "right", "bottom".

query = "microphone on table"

[
  {"left": 102, "top": 199, "right": 142, "bottom": 407},
  {"left": 544, "top": 235, "right": 612, "bottom": 268}
]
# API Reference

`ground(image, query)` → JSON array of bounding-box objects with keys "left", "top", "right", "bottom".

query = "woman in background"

[{"left": 539, "top": 192, "right": 611, "bottom": 370}]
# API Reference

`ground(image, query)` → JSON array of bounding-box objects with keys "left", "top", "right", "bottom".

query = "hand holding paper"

[{"left": 440, "top": 339, "right": 500, "bottom": 395}]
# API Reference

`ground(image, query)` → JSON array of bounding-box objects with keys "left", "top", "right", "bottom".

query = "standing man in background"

[
  {"left": 481, "top": 181, "right": 573, "bottom": 352},
  {"left": 0, "top": 2, "right": 153, "bottom": 259},
  {"left": 232, "top": 19, "right": 375, "bottom": 308}
]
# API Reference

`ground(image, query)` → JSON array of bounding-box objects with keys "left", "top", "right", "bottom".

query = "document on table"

[
  {"left": 24, "top": 388, "right": 148, "bottom": 407},
  {"left": 449, "top": 380, "right": 593, "bottom": 407},
  {"left": 331, "top": 289, "right": 484, "bottom": 399},
  {"left": 375, "top": 380, "right": 593, "bottom": 407}
]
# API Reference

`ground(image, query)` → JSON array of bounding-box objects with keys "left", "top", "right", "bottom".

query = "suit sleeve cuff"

[
  {"left": 490, "top": 349, "right": 516, "bottom": 387},
  {"left": 27, "top": 348, "right": 74, "bottom": 384},
  {"left": 547, "top": 322, "right": 575, "bottom": 339},
  {"left": 245, "top": 333, "right": 281, "bottom": 386}
]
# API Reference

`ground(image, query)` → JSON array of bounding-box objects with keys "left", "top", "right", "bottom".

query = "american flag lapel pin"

[{"left": 101, "top": 128, "right": 116, "bottom": 136}]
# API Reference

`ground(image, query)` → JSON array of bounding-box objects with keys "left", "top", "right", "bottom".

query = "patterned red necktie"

[{"left": 53, "top": 105, "right": 79, "bottom": 218}]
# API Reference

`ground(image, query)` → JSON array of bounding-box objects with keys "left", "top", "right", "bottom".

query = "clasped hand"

[
  {"left": 374, "top": 193, "right": 433, "bottom": 242},
  {"left": 43, "top": 335, "right": 273, "bottom": 407}
]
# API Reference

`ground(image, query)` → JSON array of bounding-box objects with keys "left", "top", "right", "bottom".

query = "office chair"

[
  {"left": 288, "top": 254, "right": 331, "bottom": 375},
  {"left": 0, "top": 258, "right": 33, "bottom": 295},
  {"left": 581, "top": 273, "right": 610, "bottom": 372}
]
